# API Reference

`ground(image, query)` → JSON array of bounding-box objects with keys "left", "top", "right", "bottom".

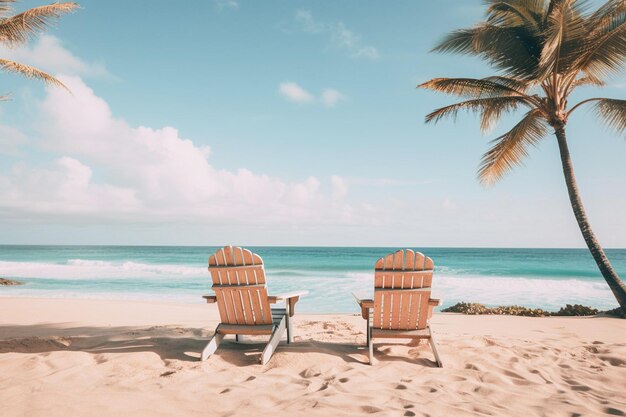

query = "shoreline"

[{"left": 1, "top": 297, "right": 625, "bottom": 416}]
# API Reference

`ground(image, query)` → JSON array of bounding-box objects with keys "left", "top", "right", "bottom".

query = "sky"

[{"left": 0, "top": 0, "right": 625, "bottom": 247}]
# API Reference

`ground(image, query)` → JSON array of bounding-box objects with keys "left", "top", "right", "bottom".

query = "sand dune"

[{"left": 0, "top": 298, "right": 624, "bottom": 416}]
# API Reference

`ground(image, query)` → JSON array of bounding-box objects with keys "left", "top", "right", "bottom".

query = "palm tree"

[
  {"left": 419, "top": 0, "right": 626, "bottom": 313},
  {"left": 0, "top": 0, "right": 79, "bottom": 98}
]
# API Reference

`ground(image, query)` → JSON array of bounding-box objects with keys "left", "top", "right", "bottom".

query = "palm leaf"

[
  {"left": 0, "top": 2, "right": 79, "bottom": 45},
  {"left": 538, "top": 0, "right": 589, "bottom": 79},
  {"left": 478, "top": 109, "right": 548, "bottom": 185},
  {"left": 425, "top": 96, "right": 530, "bottom": 132},
  {"left": 594, "top": 98, "right": 626, "bottom": 133},
  {"left": 0, "top": 58, "right": 67, "bottom": 89},
  {"left": 0, "top": 0, "right": 16, "bottom": 19},
  {"left": 432, "top": 24, "right": 542, "bottom": 80},
  {"left": 573, "top": 4, "right": 626, "bottom": 78},
  {"left": 483, "top": 75, "right": 534, "bottom": 92},
  {"left": 485, "top": 0, "right": 546, "bottom": 34},
  {"left": 570, "top": 73, "right": 606, "bottom": 88},
  {"left": 418, "top": 77, "right": 529, "bottom": 98}
]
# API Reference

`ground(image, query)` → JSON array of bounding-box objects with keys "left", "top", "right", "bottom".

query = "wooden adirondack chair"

[
  {"left": 201, "top": 246, "right": 307, "bottom": 365},
  {"left": 353, "top": 249, "right": 443, "bottom": 367}
]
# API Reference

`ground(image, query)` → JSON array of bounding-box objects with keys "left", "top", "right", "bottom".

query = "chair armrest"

[
  {"left": 203, "top": 295, "right": 217, "bottom": 304},
  {"left": 427, "top": 298, "right": 442, "bottom": 320},
  {"left": 352, "top": 292, "right": 374, "bottom": 320},
  {"left": 268, "top": 291, "right": 308, "bottom": 317}
]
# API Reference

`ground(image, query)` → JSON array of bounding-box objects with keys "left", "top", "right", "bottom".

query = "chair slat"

[
  {"left": 414, "top": 252, "right": 425, "bottom": 270},
  {"left": 400, "top": 290, "right": 411, "bottom": 328},
  {"left": 404, "top": 249, "right": 415, "bottom": 270},
  {"left": 424, "top": 256, "right": 434, "bottom": 270},
  {"left": 384, "top": 253, "right": 394, "bottom": 270},
  {"left": 392, "top": 271, "right": 404, "bottom": 288},
  {"left": 391, "top": 292, "right": 402, "bottom": 328},
  {"left": 250, "top": 289, "right": 264, "bottom": 324},
  {"left": 241, "top": 289, "right": 255, "bottom": 325},
  {"left": 393, "top": 250, "right": 403, "bottom": 270},
  {"left": 374, "top": 257, "right": 384, "bottom": 269},
  {"left": 417, "top": 292, "right": 430, "bottom": 329},
  {"left": 233, "top": 289, "right": 246, "bottom": 324},
  {"left": 215, "top": 291, "right": 228, "bottom": 322},
  {"left": 407, "top": 292, "right": 420, "bottom": 329},
  {"left": 382, "top": 292, "right": 392, "bottom": 329},
  {"left": 373, "top": 291, "right": 383, "bottom": 328}
]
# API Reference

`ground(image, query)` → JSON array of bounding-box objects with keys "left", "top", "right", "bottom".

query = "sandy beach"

[{"left": 0, "top": 297, "right": 624, "bottom": 416}]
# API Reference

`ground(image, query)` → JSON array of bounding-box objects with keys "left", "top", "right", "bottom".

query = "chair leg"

[
  {"left": 201, "top": 332, "right": 224, "bottom": 361},
  {"left": 368, "top": 325, "right": 374, "bottom": 365},
  {"left": 261, "top": 315, "right": 286, "bottom": 365},
  {"left": 286, "top": 304, "right": 293, "bottom": 344},
  {"left": 428, "top": 327, "right": 443, "bottom": 368}
]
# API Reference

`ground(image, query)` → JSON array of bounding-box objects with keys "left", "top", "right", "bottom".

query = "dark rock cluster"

[
  {"left": 441, "top": 302, "right": 618, "bottom": 317},
  {"left": 0, "top": 278, "right": 23, "bottom": 286}
]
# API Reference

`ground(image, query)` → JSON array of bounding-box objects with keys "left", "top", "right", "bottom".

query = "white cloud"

[
  {"left": 0, "top": 35, "right": 110, "bottom": 78},
  {"left": 0, "top": 126, "right": 28, "bottom": 155},
  {"left": 331, "top": 175, "right": 348, "bottom": 199},
  {"left": 280, "top": 82, "right": 347, "bottom": 107},
  {"left": 295, "top": 10, "right": 379, "bottom": 60},
  {"left": 321, "top": 89, "right": 346, "bottom": 107},
  {"left": 279, "top": 82, "right": 314, "bottom": 103},
  {"left": 215, "top": 0, "right": 239, "bottom": 11},
  {"left": 352, "top": 46, "right": 379, "bottom": 60},
  {"left": 0, "top": 76, "right": 364, "bottom": 226}
]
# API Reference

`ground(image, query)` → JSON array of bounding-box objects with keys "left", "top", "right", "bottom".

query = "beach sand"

[{"left": 0, "top": 297, "right": 624, "bottom": 416}]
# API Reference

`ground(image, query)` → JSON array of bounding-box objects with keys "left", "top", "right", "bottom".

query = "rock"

[
  {"left": 601, "top": 307, "right": 625, "bottom": 318},
  {"left": 441, "top": 301, "right": 603, "bottom": 317},
  {"left": 0, "top": 278, "right": 23, "bottom": 286},
  {"left": 552, "top": 304, "right": 599, "bottom": 316}
]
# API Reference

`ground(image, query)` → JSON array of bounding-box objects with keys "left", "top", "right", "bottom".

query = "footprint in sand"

[
  {"left": 360, "top": 406, "right": 383, "bottom": 414},
  {"left": 245, "top": 376, "right": 256, "bottom": 382},
  {"left": 339, "top": 378, "right": 349, "bottom": 383},
  {"left": 159, "top": 371, "right": 176, "bottom": 377},
  {"left": 220, "top": 388, "right": 231, "bottom": 394},
  {"left": 605, "top": 407, "right": 626, "bottom": 416},
  {"left": 599, "top": 355, "right": 625, "bottom": 366},
  {"left": 395, "top": 384, "right": 407, "bottom": 390}
]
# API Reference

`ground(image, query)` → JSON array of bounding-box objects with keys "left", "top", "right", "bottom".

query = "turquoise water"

[{"left": 0, "top": 245, "right": 624, "bottom": 312}]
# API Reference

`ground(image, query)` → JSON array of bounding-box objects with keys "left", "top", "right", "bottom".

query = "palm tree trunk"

[{"left": 555, "top": 126, "right": 626, "bottom": 314}]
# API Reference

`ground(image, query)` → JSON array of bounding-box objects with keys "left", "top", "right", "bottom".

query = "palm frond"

[
  {"left": 538, "top": 0, "right": 589, "bottom": 79},
  {"left": 432, "top": 23, "right": 542, "bottom": 80},
  {"left": 570, "top": 73, "right": 606, "bottom": 88},
  {"left": 0, "top": 58, "right": 67, "bottom": 90},
  {"left": 573, "top": 3, "right": 626, "bottom": 78},
  {"left": 485, "top": 0, "right": 546, "bottom": 34},
  {"left": 0, "top": 0, "right": 16, "bottom": 19},
  {"left": 594, "top": 98, "right": 626, "bottom": 132},
  {"left": 478, "top": 109, "right": 548, "bottom": 185},
  {"left": 425, "top": 96, "right": 530, "bottom": 132},
  {"left": 418, "top": 77, "right": 529, "bottom": 99},
  {"left": 0, "top": 2, "right": 79, "bottom": 45},
  {"left": 483, "top": 75, "right": 535, "bottom": 92}
]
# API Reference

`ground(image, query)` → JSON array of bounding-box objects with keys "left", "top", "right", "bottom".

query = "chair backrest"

[
  {"left": 373, "top": 249, "right": 434, "bottom": 331},
  {"left": 208, "top": 246, "right": 273, "bottom": 325}
]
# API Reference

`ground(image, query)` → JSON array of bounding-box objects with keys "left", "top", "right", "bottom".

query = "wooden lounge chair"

[
  {"left": 201, "top": 245, "right": 307, "bottom": 365},
  {"left": 353, "top": 249, "right": 443, "bottom": 367}
]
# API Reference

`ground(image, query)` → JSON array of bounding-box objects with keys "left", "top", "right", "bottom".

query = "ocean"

[{"left": 0, "top": 245, "right": 623, "bottom": 313}]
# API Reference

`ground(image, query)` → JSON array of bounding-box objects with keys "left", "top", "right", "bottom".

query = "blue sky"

[{"left": 0, "top": 0, "right": 625, "bottom": 247}]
